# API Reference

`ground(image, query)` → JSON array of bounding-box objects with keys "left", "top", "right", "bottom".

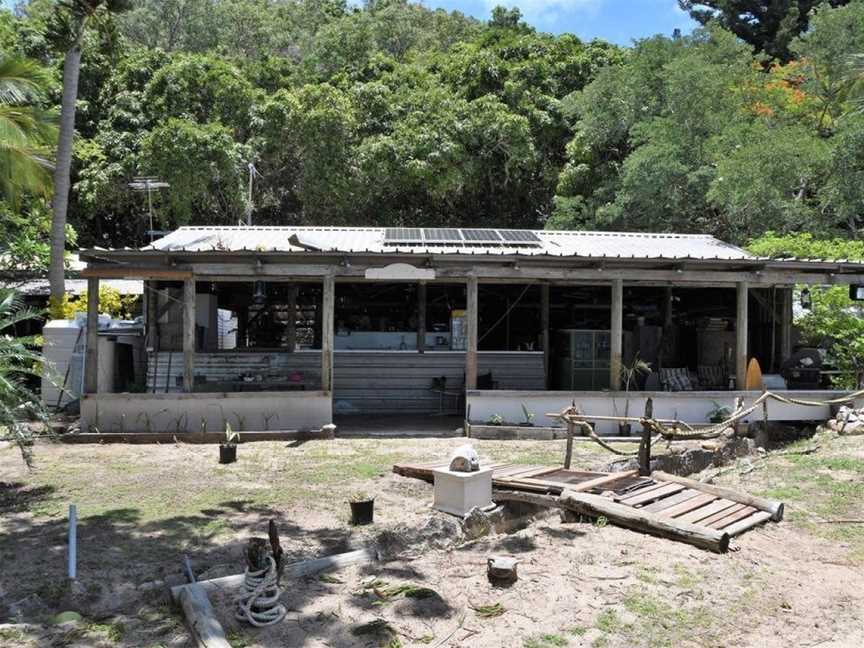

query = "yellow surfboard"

[{"left": 744, "top": 357, "right": 763, "bottom": 390}]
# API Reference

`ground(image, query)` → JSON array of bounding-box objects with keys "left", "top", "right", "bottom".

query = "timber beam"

[
  {"left": 81, "top": 259, "right": 864, "bottom": 286},
  {"left": 82, "top": 267, "right": 192, "bottom": 280}
]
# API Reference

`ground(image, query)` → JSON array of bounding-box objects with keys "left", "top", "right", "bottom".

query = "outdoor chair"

[
  {"left": 697, "top": 365, "right": 728, "bottom": 389},
  {"left": 659, "top": 367, "right": 695, "bottom": 391}
]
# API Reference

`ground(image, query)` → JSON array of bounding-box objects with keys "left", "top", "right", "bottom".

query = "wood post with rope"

[
  {"left": 639, "top": 398, "right": 653, "bottom": 476},
  {"left": 564, "top": 417, "right": 575, "bottom": 469}
]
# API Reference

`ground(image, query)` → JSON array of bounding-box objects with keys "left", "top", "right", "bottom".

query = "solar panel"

[
  {"left": 461, "top": 229, "right": 501, "bottom": 242},
  {"left": 385, "top": 227, "right": 422, "bottom": 242},
  {"left": 423, "top": 228, "right": 463, "bottom": 243},
  {"left": 499, "top": 230, "right": 541, "bottom": 243}
]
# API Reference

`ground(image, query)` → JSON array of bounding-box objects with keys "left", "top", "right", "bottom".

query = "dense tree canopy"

[
  {"left": 678, "top": 1, "right": 851, "bottom": 61},
  {"left": 0, "top": 0, "right": 863, "bottom": 264}
]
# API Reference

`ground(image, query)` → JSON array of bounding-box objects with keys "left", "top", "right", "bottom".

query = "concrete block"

[{"left": 432, "top": 467, "right": 493, "bottom": 517}]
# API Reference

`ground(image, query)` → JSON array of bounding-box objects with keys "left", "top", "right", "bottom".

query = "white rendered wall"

[
  {"left": 467, "top": 390, "right": 847, "bottom": 435},
  {"left": 81, "top": 390, "right": 332, "bottom": 433}
]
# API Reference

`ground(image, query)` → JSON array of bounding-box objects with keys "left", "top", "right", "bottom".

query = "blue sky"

[
  {"left": 423, "top": 1, "right": 697, "bottom": 44},
  {"left": 1, "top": 0, "right": 698, "bottom": 46}
]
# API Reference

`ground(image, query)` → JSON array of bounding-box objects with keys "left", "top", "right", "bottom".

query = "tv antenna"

[{"left": 128, "top": 176, "right": 170, "bottom": 242}]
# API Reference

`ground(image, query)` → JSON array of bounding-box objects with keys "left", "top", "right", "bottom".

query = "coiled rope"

[{"left": 235, "top": 555, "right": 287, "bottom": 627}]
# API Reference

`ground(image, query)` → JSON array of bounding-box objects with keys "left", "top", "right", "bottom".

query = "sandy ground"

[{"left": 0, "top": 432, "right": 863, "bottom": 648}]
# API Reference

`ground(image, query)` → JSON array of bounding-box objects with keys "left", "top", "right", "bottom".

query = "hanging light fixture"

[
  {"left": 253, "top": 281, "right": 267, "bottom": 304},
  {"left": 800, "top": 288, "right": 812, "bottom": 310}
]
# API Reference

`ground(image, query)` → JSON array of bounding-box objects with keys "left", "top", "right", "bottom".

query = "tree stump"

[{"left": 487, "top": 556, "right": 518, "bottom": 585}]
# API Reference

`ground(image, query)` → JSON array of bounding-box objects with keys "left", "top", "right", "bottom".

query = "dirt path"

[{"left": 0, "top": 433, "right": 862, "bottom": 647}]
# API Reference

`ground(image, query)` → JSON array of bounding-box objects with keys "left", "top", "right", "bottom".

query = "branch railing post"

[{"left": 638, "top": 398, "right": 653, "bottom": 476}]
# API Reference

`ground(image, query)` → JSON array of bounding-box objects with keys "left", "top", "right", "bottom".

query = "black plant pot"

[
  {"left": 219, "top": 444, "right": 237, "bottom": 464},
  {"left": 618, "top": 423, "right": 632, "bottom": 437},
  {"left": 349, "top": 499, "right": 375, "bottom": 525}
]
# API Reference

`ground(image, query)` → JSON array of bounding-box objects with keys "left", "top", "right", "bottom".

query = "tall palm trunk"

[{"left": 48, "top": 44, "right": 82, "bottom": 312}]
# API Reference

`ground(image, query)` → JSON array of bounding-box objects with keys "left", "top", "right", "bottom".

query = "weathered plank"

[
  {"left": 559, "top": 489, "right": 730, "bottom": 553},
  {"left": 698, "top": 503, "right": 748, "bottom": 528},
  {"left": 640, "top": 489, "right": 701, "bottom": 514},
  {"left": 662, "top": 493, "right": 718, "bottom": 518},
  {"left": 676, "top": 499, "right": 739, "bottom": 525},
  {"left": 619, "top": 483, "right": 686, "bottom": 507},
  {"left": 652, "top": 471, "right": 784, "bottom": 521},
  {"left": 709, "top": 505, "right": 758, "bottom": 529}
]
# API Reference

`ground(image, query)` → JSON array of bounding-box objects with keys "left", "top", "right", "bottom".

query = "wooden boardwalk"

[{"left": 393, "top": 461, "right": 782, "bottom": 547}]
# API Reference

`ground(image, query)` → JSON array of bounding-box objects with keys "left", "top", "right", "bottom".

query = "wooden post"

[
  {"left": 466, "top": 276, "right": 478, "bottom": 390},
  {"left": 285, "top": 285, "right": 297, "bottom": 352},
  {"left": 177, "top": 585, "right": 232, "bottom": 648},
  {"left": 564, "top": 419, "right": 574, "bottom": 469},
  {"left": 610, "top": 278, "right": 623, "bottom": 390},
  {"left": 417, "top": 281, "right": 426, "bottom": 354},
  {"left": 84, "top": 277, "right": 99, "bottom": 394},
  {"left": 736, "top": 281, "right": 748, "bottom": 389},
  {"left": 321, "top": 275, "right": 335, "bottom": 392},
  {"left": 541, "top": 284, "right": 550, "bottom": 389},
  {"left": 183, "top": 278, "right": 196, "bottom": 393},
  {"left": 639, "top": 397, "right": 653, "bottom": 476},
  {"left": 779, "top": 287, "right": 792, "bottom": 363}
]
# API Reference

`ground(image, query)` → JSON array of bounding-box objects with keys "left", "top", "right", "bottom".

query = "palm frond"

[{"left": 0, "top": 58, "right": 53, "bottom": 105}]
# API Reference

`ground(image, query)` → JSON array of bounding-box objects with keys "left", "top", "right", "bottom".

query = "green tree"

[
  {"left": 819, "top": 115, "right": 864, "bottom": 233},
  {"left": 748, "top": 232, "right": 864, "bottom": 388},
  {"left": 0, "top": 56, "right": 56, "bottom": 204},
  {"left": 0, "top": 289, "right": 46, "bottom": 467},
  {"left": 140, "top": 118, "right": 247, "bottom": 226},
  {"left": 678, "top": 1, "right": 851, "bottom": 62},
  {"left": 47, "top": 0, "right": 131, "bottom": 314},
  {"left": 142, "top": 54, "right": 258, "bottom": 136},
  {"left": 790, "top": 0, "right": 864, "bottom": 130}
]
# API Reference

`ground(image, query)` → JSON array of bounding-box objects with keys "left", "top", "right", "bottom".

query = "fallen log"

[
  {"left": 723, "top": 510, "right": 772, "bottom": 537},
  {"left": 651, "top": 471, "right": 784, "bottom": 521},
  {"left": 170, "top": 547, "right": 377, "bottom": 601},
  {"left": 177, "top": 584, "right": 231, "bottom": 648},
  {"left": 559, "top": 489, "right": 730, "bottom": 553},
  {"left": 493, "top": 489, "right": 729, "bottom": 553}
]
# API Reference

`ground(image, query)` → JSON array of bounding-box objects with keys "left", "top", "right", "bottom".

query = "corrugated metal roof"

[
  {"left": 143, "top": 226, "right": 754, "bottom": 260},
  {"left": 4, "top": 278, "right": 143, "bottom": 297}
]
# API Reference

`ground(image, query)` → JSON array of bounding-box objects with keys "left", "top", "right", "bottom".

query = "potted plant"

[
  {"left": 619, "top": 355, "right": 652, "bottom": 436},
  {"left": 219, "top": 424, "right": 239, "bottom": 464},
  {"left": 348, "top": 492, "right": 375, "bottom": 525},
  {"left": 519, "top": 403, "right": 535, "bottom": 427},
  {"left": 706, "top": 402, "right": 732, "bottom": 424}
]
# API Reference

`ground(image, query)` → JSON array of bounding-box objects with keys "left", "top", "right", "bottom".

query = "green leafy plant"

[
  {"left": 520, "top": 403, "right": 535, "bottom": 426},
  {"left": 0, "top": 290, "right": 47, "bottom": 467},
  {"left": 706, "top": 401, "right": 732, "bottom": 423},
  {"left": 619, "top": 354, "right": 652, "bottom": 429},
  {"left": 223, "top": 422, "right": 239, "bottom": 447},
  {"left": 486, "top": 413, "right": 504, "bottom": 426}
]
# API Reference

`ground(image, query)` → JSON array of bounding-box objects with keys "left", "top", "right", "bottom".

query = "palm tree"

[
  {"left": 48, "top": 0, "right": 132, "bottom": 313},
  {"left": 0, "top": 289, "right": 46, "bottom": 467},
  {"left": 0, "top": 57, "right": 57, "bottom": 204}
]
